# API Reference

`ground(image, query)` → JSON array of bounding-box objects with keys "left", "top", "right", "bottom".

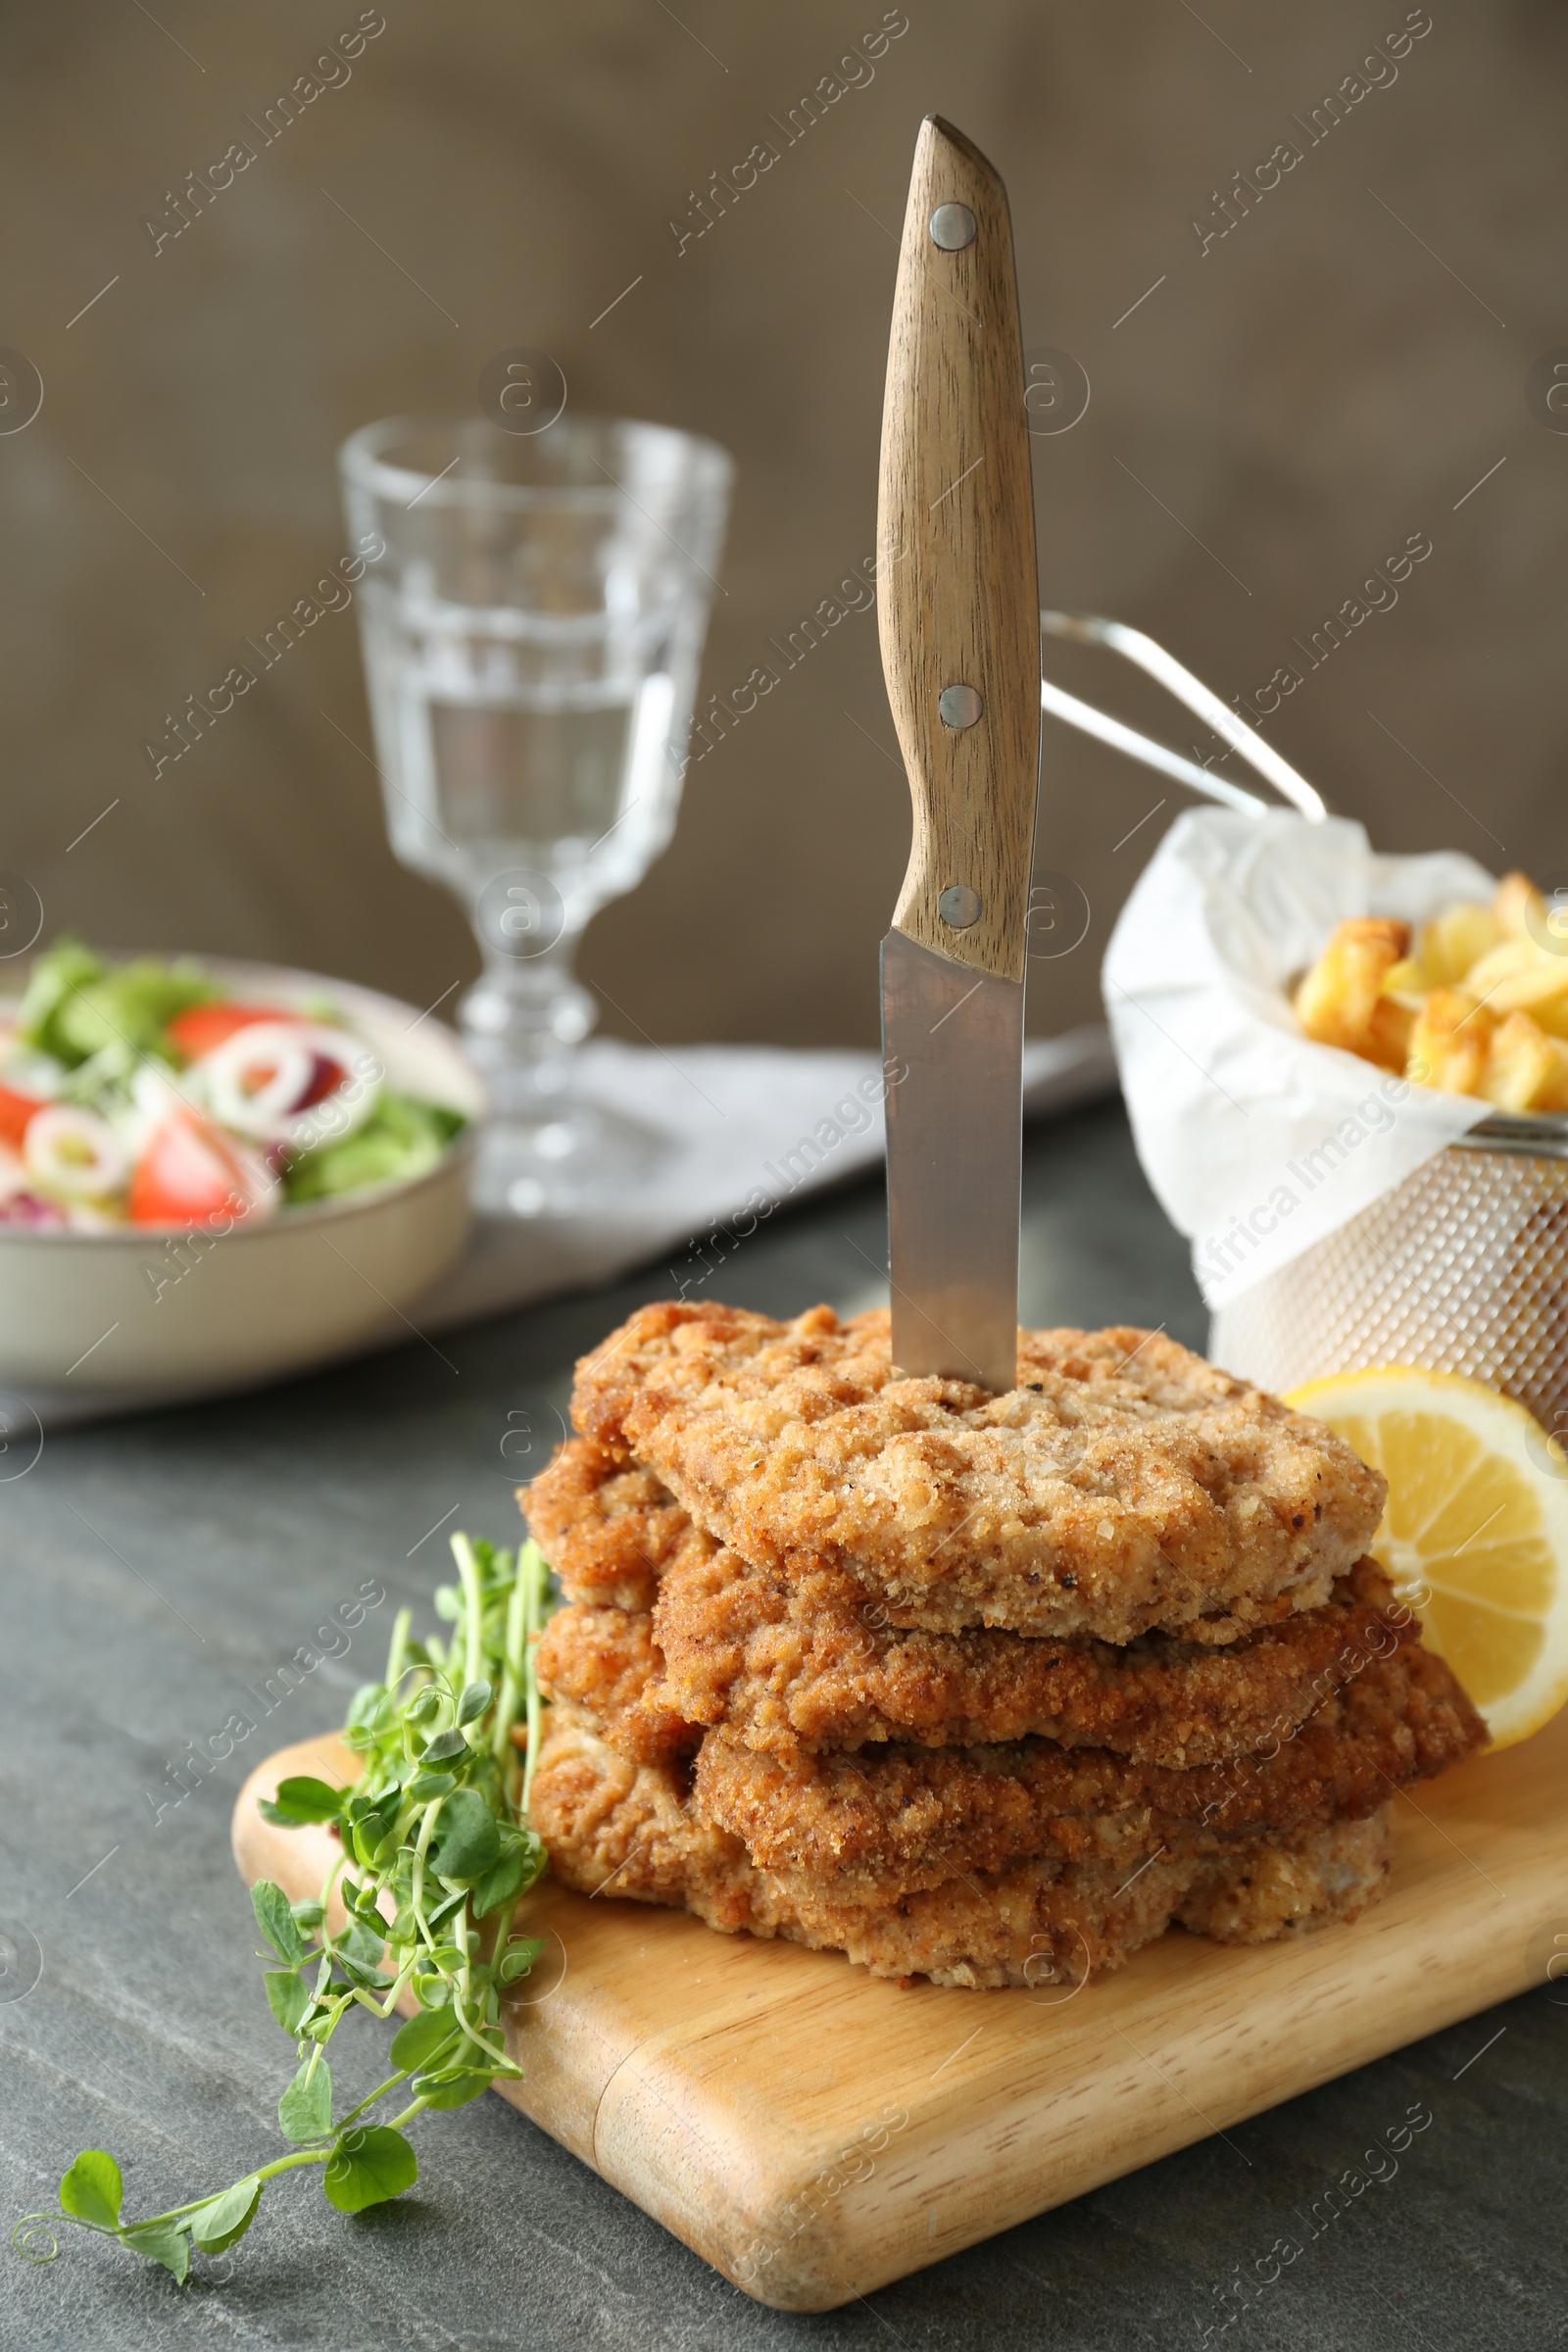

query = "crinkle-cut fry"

[
  {"left": 1407, "top": 987, "right": 1491, "bottom": 1098},
  {"left": 1494, "top": 870, "right": 1546, "bottom": 939},
  {"left": 1418, "top": 901, "right": 1502, "bottom": 987},
  {"left": 1481, "top": 1010, "right": 1568, "bottom": 1113},
  {"left": 1295, "top": 918, "right": 1411, "bottom": 1054}
]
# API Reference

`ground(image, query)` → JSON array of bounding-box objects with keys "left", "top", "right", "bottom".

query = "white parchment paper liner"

[{"left": 1102, "top": 809, "right": 1498, "bottom": 1309}]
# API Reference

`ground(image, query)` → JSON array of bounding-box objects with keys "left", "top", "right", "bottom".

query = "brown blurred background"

[{"left": 3, "top": 0, "right": 1563, "bottom": 1047}]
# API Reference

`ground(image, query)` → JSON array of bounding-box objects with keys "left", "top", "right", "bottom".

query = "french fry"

[
  {"left": 1366, "top": 995, "right": 1416, "bottom": 1072},
  {"left": 1298, "top": 872, "right": 1568, "bottom": 1117},
  {"left": 1524, "top": 991, "right": 1568, "bottom": 1042},
  {"left": 1418, "top": 901, "right": 1502, "bottom": 986},
  {"left": 1295, "top": 917, "right": 1411, "bottom": 1054},
  {"left": 1462, "top": 939, "right": 1540, "bottom": 994},
  {"left": 1480, "top": 1010, "right": 1568, "bottom": 1113},
  {"left": 1407, "top": 987, "right": 1491, "bottom": 1098},
  {"left": 1381, "top": 956, "right": 1429, "bottom": 1004},
  {"left": 1481, "top": 963, "right": 1568, "bottom": 1024},
  {"left": 1494, "top": 871, "right": 1547, "bottom": 939}
]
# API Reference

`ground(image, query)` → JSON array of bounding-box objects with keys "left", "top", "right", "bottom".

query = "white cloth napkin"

[
  {"left": 1102, "top": 808, "right": 1496, "bottom": 1310},
  {"left": 423, "top": 1028, "right": 1115, "bottom": 1326}
]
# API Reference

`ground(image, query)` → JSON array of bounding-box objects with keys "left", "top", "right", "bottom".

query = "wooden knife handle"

[{"left": 877, "top": 115, "right": 1040, "bottom": 983}]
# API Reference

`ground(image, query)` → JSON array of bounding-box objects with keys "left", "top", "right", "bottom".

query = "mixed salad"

[{"left": 0, "top": 941, "right": 466, "bottom": 1232}]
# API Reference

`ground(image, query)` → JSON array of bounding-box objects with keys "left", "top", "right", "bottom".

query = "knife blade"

[{"left": 876, "top": 115, "right": 1040, "bottom": 1394}]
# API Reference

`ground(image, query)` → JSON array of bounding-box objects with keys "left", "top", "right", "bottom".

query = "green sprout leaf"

[
  {"left": 277, "top": 2058, "right": 333, "bottom": 2144},
  {"left": 263, "top": 1971, "right": 311, "bottom": 2035},
  {"left": 337, "top": 1956, "right": 394, "bottom": 1992},
  {"left": 345, "top": 1681, "right": 392, "bottom": 1731},
  {"left": 473, "top": 1829, "right": 546, "bottom": 1920},
  {"left": 189, "top": 2176, "right": 262, "bottom": 2254},
  {"left": 388, "top": 2006, "right": 462, "bottom": 2074},
  {"left": 427, "top": 1788, "right": 500, "bottom": 1882},
  {"left": 58, "top": 2150, "right": 122, "bottom": 2230},
  {"left": 471, "top": 1848, "right": 528, "bottom": 1920},
  {"left": 340, "top": 1877, "right": 384, "bottom": 1927},
  {"left": 418, "top": 1729, "right": 471, "bottom": 1769},
  {"left": 120, "top": 2220, "right": 190, "bottom": 2280},
  {"left": 340, "top": 1920, "right": 388, "bottom": 1971},
  {"left": 408, "top": 1770, "right": 456, "bottom": 1803},
  {"left": 416, "top": 2069, "right": 493, "bottom": 2111},
  {"left": 350, "top": 1817, "right": 394, "bottom": 1870},
  {"left": 497, "top": 1936, "right": 546, "bottom": 1986},
  {"left": 258, "top": 1775, "right": 348, "bottom": 1828},
  {"left": 456, "top": 1680, "right": 492, "bottom": 1725},
  {"left": 321, "top": 2127, "right": 417, "bottom": 2214},
  {"left": 250, "top": 1880, "right": 307, "bottom": 1967}
]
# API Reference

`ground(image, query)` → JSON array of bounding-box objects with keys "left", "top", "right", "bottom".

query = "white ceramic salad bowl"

[{"left": 0, "top": 956, "right": 483, "bottom": 1396}]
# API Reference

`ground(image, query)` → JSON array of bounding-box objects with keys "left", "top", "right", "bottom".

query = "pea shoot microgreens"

[{"left": 15, "top": 1533, "right": 553, "bottom": 2283}]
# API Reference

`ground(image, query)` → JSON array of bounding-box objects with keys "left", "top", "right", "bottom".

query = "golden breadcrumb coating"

[
  {"left": 529, "top": 1701, "right": 1394, "bottom": 1989},
  {"left": 524, "top": 1437, "right": 704, "bottom": 1613},
  {"left": 530, "top": 1444, "right": 1418, "bottom": 1763},
  {"left": 1173, "top": 1810, "right": 1393, "bottom": 1947},
  {"left": 692, "top": 1641, "right": 1485, "bottom": 1896},
  {"left": 652, "top": 1540, "right": 1412, "bottom": 1765},
  {"left": 533, "top": 1602, "right": 699, "bottom": 1764},
  {"left": 568, "top": 1303, "right": 1387, "bottom": 1642}
]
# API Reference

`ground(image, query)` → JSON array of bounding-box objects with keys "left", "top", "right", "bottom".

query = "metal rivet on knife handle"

[
  {"left": 938, "top": 683, "right": 983, "bottom": 730},
  {"left": 938, "top": 885, "right": 981, "bottom": 930},
  {"left": 929, "top": 202, "right": 977, "bottom": 251}
]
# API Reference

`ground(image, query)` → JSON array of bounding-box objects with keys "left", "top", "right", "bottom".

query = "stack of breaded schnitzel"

[{"left": 527, "top": 1303, "right": 1486, "bottom": 1990}]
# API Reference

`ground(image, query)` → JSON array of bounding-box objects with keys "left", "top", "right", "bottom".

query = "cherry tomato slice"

[
  {"left": 0, "top": 1085, "right": 45, "bottom": 1153},
  {"left": 128, "top": 1114, "right": 267, "bottom": 1226},
  {"left": 165, "top": 1003, "right": 292, "bottom": 1063}
]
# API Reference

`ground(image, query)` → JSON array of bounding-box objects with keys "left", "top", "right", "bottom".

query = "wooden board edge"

[{"left": 584, "top": 1805, "right": 1568, "bottom": 2309}]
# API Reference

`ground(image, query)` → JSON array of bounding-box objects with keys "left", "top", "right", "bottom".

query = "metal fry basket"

[
  {"left": 1207, "top": 1127, "right": 1568, "bottom": 1430},
  {"left": 1043, "top": 614, "right": 1566, "bottom": 1436}
]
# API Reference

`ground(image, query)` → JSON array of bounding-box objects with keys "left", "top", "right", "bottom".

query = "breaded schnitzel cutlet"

[
  {"left": 694, "top": 1641, "right": 1485, "bottom": 1896},
  {"left": 534, "top": 1600, "right": 700, "bottom": 1763},
  {"left": 528, "top": 1438, "right": 1413, "bottom": 1764},
  {"left": 525, "top": 1442, "right": 699, "bottom": 1614},
  {"left": 527, "top": 1304, "right": 1485, "bottom": 1987},
  {"left": 530, "top": 1699, "right": 1396, "bottom": 1989},
  {"left": 655, "top": 1552, "right": 1418, "bottom": 1763},
  {"left": 569, "top": 1303, "right": 1386, "bottom": 1642}
]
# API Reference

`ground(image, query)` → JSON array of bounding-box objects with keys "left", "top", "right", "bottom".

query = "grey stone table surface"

[{"left": 1, "top": 1102, "right": 1563, "bottom": 2352}]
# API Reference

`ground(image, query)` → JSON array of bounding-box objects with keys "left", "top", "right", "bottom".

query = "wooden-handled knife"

[{"left": 877, "top": 115, "right": 1040, "bottom": 1394}]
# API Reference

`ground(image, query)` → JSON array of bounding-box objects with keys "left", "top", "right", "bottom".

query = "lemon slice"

[{"left": 1287, "top": 1365, "right": 1568, "bottom": 1750}]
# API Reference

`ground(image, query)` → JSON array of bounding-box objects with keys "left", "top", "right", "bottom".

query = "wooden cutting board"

[{"left": 233, "top": 1717, "right": 1568, "bottom": 2313}]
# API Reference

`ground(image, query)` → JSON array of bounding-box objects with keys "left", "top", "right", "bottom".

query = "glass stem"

[{"left": 460, "top": 928, "right": 596, "bottom": 1122}]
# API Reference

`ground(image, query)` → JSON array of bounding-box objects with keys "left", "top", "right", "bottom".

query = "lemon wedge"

[{"left": 1287, "top": 1365, "right": 1568, "bottom": 1750}]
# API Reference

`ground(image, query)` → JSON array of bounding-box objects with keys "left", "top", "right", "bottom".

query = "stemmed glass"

[{"left": 339, "top": 414, "right": 732, "bottom": 1216}]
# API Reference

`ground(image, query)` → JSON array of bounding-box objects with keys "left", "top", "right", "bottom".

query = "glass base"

[{"left": 471, "top": 1100, "right": 670, "bottom": 1218}]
